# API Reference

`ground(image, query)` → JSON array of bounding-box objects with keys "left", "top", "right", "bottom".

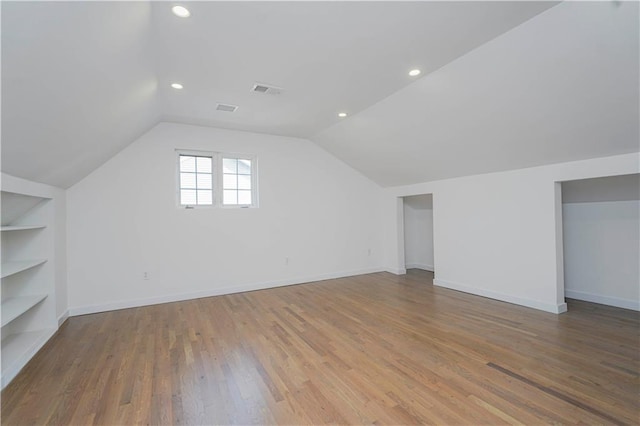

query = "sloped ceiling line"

[{"left": 3, "top": 1, "right": 637, "bottom": 189}]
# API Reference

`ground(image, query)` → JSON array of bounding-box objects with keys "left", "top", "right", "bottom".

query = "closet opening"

[
  {"left": 560, "top": 174, "right": 639, "bottom": 311},
  {"left": 402, "top": 194, "right": 434, "bottom": 280}
]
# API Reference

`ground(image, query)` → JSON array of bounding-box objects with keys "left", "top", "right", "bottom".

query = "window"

[
  {"left": 179, "top": 154, "right": 213, "bottom": 206},
  {"left": 176, "top": 151, "right": 257, "bottom": 208},
  {"left": 223, "top": 157, "right": 253, "bottom": 206}
]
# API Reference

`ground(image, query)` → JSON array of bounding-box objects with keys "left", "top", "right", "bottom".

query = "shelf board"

[
  {"left": 1, "top": 225, "right": 46, "bottom": 232},
  {"left": 1, "top": 295, "right": 47, "bottom": 327},
  {"left": 1, "top": 329, "right": 47, "bottom": 362},
  {"left": 1, "top": 259, "right": 47, "bottom": 279},
  {"left": 1, "top": 328, "right": 56, "bottom": 388}
]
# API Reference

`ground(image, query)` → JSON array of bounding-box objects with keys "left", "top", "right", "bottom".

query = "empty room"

[{"left": 1, "top": 1, "right": 638, "bottom": 424}]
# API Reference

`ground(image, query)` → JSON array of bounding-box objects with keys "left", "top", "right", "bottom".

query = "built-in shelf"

[
  {"left": 1, "top": 187, "right": 56, "bottom": 389},
  {"left": 1, "top": 329, "right": 56, "bottom": 388},
  {"left": 1, "top": 259, "right": 47, "bottom": 279},
  {"left": 1, "top": 295, "right": 47, "bottom": 327},
  {"left": 1, "top": 330, "right": 48, "bottom": 362},
  {"left": 1, "top": 225, "right": 46, "bottom": 232}
]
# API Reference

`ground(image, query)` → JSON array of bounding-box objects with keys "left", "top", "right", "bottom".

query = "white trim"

[
  {"left": 565, "top": 289, "right": 639, "bottom": 311},
  {"left": 554, "top": 181, "right": 566, "bottom": 307},
  {"left": 405, "top": 263, "right": 434, "bottom": 272},
  {"left": 386, "top": 267, "right": 407, "bottom": 275},
  {"left": 0, "top": 173, "right": 60, "bottom": 199},
  {"left": 433, "top": 278, "right": 567, "bottom": 314},
  {"left": 176, "top": 150, "right": 216, "bottom": 208},
  {"left": 69, "top": 267, "right": 385, "bottom": 316},
  {"left": 57, "top": 310, "right": 69, "bottom": 327},
  {"left": 220, "top": 154, "right": 259, "bottom": 208},
  {"left": 175, "top": 150, "right": 259, "bottom": 209}
]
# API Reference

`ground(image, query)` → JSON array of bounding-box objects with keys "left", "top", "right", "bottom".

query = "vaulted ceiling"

[
  {"left": 2, "top": 1, "right": 159, "bottom": 188},
  {"left": 2, "top": 1, "right": 637, "bottom": 189},
  {"left": 312, "top": 1, "right": 640, "bottom": 186}
]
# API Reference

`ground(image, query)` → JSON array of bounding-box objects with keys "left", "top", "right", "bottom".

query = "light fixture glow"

[
  {"left": 171, "top": 83, "right": 184, "bottom": 89},
  {"left": 338, "top": 112, "right": 347, "bottom": 118},
  {"left": 409, "top": 69, "right": 421, "bottom": 77},
  {"left": 172, "top": 5, "right": 191, "bottom": 18}
]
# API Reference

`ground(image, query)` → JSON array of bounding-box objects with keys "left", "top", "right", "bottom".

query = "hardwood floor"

[{"left": 2, "top": 270, "right": 639, "bottom": 425}]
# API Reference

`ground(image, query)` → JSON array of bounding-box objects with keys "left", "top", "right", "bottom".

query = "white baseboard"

[
  {"left": 405, "top": 263, "right": 434, "bottom": 272},
  {"left": 69, "top": 267, "right": 385, "bottom": 317},
  {"left": 386, "top": 267, "right": 407, "bottom": 275},
  {"left": 433, "top": 278, "right": 567, "bottom": 314},
  {"left": 565, "top": 289, "right": 639, "bottom": 311},
  {"left": 57, "top": 310, "right": 69, "bottom": 327}
]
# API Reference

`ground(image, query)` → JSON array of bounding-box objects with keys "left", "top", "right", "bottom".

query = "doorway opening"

[
  {"left": 402, "top": 194, "right": 434, "bottom": 274},
  {"left": 560, "top": 174, "right": 639, "bottom": 311}
]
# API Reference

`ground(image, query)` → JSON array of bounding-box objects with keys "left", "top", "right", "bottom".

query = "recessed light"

[
  {"left": 172, "top": 5, "right": 190, "bottom": 18},
  {"left": 409, "top": 69, "right": 421, "bottom": 77},
  {"left": 338, "top": 112, "right": 347, "bottom": 118},
  {"left": 171, "top": 83, "right": 183, "bottom": 89}
]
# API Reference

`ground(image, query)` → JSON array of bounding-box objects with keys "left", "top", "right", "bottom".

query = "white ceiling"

[
  {"left": 1, "top": 1, "right": 558, "bottom": 188},
  {"left": 1, "top": 1, "right": 159, "bottom": 188},
  {"left": 312, "top": 1, "right": 640, "bottom": 186},
  {"left": 153, "top": 1, "right": 556, "bottom": 138}
]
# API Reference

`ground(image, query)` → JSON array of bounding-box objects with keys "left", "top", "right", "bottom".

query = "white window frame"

[
  {"left": 176, "top": 149, "right": 258, "bottom": 209},
  {"left": 176, "top": 149, "right": 216, "bottom": 208},
  {"left": 219, "top": 154, "right": 258, "bottom": 209}
]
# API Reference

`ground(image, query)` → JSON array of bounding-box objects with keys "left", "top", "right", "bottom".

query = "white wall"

[
  {"left": 562, "top": 175, "right": 639, "bottom": 310},
  {"left": 67, "top": 122, "right": 384, "bottom": 314},
  {"left": 403, "top": 195, "right": 433, "bottom": 271},
  {"left": 383, "top": 153, "right": 639, "bottom": 314}
]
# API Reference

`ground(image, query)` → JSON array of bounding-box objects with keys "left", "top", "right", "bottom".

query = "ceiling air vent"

[
  {"left": 216, "top": 103, "right": 238, "bottom": 112},
  {"left": 251, "top": 83, "right": 283, "bottom": 95}
]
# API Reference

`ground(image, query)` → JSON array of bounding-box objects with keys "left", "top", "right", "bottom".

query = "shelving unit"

[
  {"left": 1, "top": 188, "right": 57, "bottom": 389},
  {"left": 1, "top": 329, "right": 55, "bottom": 388},
  {"left": 1, "top": 225, "right": 46, "bottom": 232},
  {"left": 2, "top": 295, "right": 48, "bottom": 327},
  {"left": 1, "top": 259, "right": 48, "bottom": 279}
]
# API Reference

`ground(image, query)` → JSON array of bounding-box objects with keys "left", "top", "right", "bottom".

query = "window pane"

[
  {"left": 238, "top": 190, "right": 252, "bottom": 205},
  {"left": 180, "top": 173, "right": 196, "bottom": 189},
  {"left": 238, "top": 174, "right": 251, "bottom": 190},
  {"left": 223, "top": 190, "right": 238, "bottom": 205},
  {"left": 196, "top": 156, "right": 212, "bottom": 173},
  {"left": 223, "top": 174, "right": 237, "bottom": 189},
  {"left": 181, "top": 189, "right": 197, "bottom": 205},
  {"left": 196, "top": 173, "right": 212, "bottom": 189},
  {"left": 180, "top": 156, "right": 196, "bottom": 172},
  {"left": 238, "top": 159, "right": 252, "bottom": 175},
  {"left": 179, "top": 153, "right": 255, "bottom": 207},
  {"left": 223, "top": 158, "right": 237, "bottom": 174},
  {"left": 197, "top": 190, "right": 212, "bottom": 205}
]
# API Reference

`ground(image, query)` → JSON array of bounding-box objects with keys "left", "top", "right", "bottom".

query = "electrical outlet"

[
  {"left": 367, "top": 248, "right": 372, "bottom": 256},
  {"left": 143, "top": 271, "right": 150, "bottom": 280},
  {"left": 285, "top": 257, "right": 289, "bottom": 265}
]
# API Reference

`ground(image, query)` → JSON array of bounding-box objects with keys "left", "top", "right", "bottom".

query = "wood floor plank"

[{"left": 2, "top": 270, "right": 638, "bottom": 425}]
